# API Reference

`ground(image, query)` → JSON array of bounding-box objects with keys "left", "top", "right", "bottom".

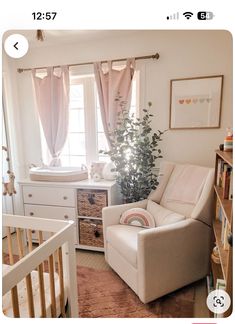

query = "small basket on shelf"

[{"left": 211, "top": 245, "right": 221, "bottom": 264}]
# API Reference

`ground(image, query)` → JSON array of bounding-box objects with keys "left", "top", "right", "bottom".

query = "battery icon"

[{"left": 197, "top": 11, "right": 214, "bottom": 20}]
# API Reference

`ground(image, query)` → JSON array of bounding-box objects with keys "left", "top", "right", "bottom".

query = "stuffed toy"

[{"left": 3, "top": 171, "right": 17, "bottom": 196}]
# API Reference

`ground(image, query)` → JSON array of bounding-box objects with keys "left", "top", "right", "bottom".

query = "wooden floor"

[{"left": 2, "top": 233, "right": 209, "bottom": 317}]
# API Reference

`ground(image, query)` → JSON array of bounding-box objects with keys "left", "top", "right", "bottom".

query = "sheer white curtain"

[
  {"left": 32, "top": 66, "right": 70, "bottom": 166},
  {"left": 94, "top": 59, "right": 135, "bottom": 147}
]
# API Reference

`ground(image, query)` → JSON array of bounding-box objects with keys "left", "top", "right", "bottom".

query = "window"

[
  {"left": 60, "top": 81, "right": 87, "bottom": 166},
  {"left": 42, "top": 72, "right": 139, "bottom": 167}
]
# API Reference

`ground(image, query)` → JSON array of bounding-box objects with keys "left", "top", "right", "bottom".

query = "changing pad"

[
  {"left": 2, "top": 264, "right": 67, "bottom": 318},
  {"left": 29, "top": 166, "right": 88, "bottom": 182}
]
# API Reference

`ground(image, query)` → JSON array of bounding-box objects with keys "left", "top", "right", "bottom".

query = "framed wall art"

[{"left": 169, "top": 75, "right": 223, "bottom": 129}]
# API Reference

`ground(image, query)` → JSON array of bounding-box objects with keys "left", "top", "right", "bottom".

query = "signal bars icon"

[
  {"left": 166, "top": 11, "right": 194, "bottom": 20},
  {"left": 166, "top": 12, "right": 179, "bottom": 20}
]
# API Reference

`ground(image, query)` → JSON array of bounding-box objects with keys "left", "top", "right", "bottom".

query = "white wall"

[{"left": 4, "top": 30, "right": 233, "bottom": 185}]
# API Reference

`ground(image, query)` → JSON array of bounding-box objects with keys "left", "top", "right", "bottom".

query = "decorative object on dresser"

[
  {"left": 90, "top": 161, "right": 106, "bottom": 179},
  {"left": 102, "top": 161, "right": 116, "bottom": 180},
  {"left": 19, "top": 179, "right": 121, "bottom": 252},
  {"left": 210, "top": 150, "right": 233, "bottom": 317},
  {"left": 92, "top": 173, "right": 102, "bottom": 182}
]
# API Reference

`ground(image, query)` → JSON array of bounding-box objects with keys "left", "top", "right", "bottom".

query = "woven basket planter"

[
  {"left": 77, "top": 189, "right": 108, "bottom": 217},
  {"left": 79, "top": 219, "right": 104, "bottom": 247}
]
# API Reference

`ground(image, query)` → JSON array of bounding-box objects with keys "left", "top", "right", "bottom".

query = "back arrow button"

[{"left": 4, "top": 34, "right": 29, "bottom": 58}]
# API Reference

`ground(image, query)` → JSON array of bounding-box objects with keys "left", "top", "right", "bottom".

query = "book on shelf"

[
  {"left": 229, "top": 170, "right": 233, "bottom": 200},
  {"left": 219, "top": 209, "right": 230, "bottom": 250},
  {"left": 207, "top": 272, "right": 214, "bottom": 293},
  {"left": 222, "top": 166, "right": 232, "bottom": 199},
  {"left": 216, "top": 278, "right": 226, "bottom": 290},
  {"left": 221, "top": 214, "right": 226, "bottom": 243},
  {"left": 216, "top": 158, "right": 233, "bottom": 200},
  {"left": 223, "top": 223, "right": 230, "bottom": 250},
  {"left": 216, "top": 158, "right": 222, "bottom": 186},
  {"left": 216, "top": 201, "right": 223, "bottom": 222},
  {"left": 214, "top": 279, "right": 226, "bottom": 318}
]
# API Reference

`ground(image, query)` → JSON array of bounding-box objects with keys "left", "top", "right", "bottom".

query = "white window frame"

[{"left": 41, "top": 70, "right": 140, "bottom": 167}]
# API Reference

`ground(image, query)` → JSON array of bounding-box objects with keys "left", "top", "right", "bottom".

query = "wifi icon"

[{"left": 183, "top": 12, "right": 193, "bottom": 19}]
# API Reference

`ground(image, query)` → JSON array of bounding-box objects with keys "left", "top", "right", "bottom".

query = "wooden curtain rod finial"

[
  {"left": 153, "top": 53, "right": 160, "bottom": 60},
  {"left": 17, "top": 68, "right": 24, "bottom": 73},
  {"left": 36, "top": 30, "right": 45, "bottom": 41}
]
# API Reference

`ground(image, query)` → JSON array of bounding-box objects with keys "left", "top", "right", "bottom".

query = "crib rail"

[{"left": 2, "top": 214, "right": 78, "bottom": 318}]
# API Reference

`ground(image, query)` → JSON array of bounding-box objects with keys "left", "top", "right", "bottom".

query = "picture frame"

[{"left": 169, "top": 75, "right": 223, "bottom": 129}]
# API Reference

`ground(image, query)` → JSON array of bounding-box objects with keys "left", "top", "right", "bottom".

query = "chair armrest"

[
  {"left": 102, "top": 200, "right": 148, "bottom": 258},
  {"left": 137, "top": 219, "right": 212, "bottom": 302},
  {"left": 102, "top": 199, "right": 148, "bottom": 228}
]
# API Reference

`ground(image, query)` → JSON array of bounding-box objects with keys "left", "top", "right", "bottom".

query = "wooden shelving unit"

[
  {"left": 214, "top": 186, "right": 232, "bottom": 224},
  {"left": 213, "top": 219, "right": 229, "bottom": 280},
  {"left": 211, "top": 150, "right": 233, "bottom": 317}
]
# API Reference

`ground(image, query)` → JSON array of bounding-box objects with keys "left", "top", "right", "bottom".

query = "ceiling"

[{"left": 3, "top": 30, "right": 139, "bottom": 47}]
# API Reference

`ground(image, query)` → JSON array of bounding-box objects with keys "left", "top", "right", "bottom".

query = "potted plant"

[{"left": 100, "top": 102, "right": 165, "bottom": 203}]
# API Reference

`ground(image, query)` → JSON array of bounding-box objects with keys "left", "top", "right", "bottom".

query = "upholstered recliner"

[{"left": 102, "top": 161, "right": 214, "bottom": 303}]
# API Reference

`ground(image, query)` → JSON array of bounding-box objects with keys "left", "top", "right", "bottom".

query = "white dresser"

[{"left": 19, "top": 179, "right": 121, "bottom": 251}]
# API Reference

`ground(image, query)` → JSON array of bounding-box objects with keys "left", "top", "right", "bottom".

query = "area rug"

[
  {"left": 3, "top": 254, "right": 195, "bottom": 318},
  {"left": 77, "top": 266, "right": 195, "bottom": 318}
]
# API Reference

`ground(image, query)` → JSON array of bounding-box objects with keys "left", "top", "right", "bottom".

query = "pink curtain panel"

[{"left": 32, "top": 66, "right": 70, "bottom": 166}]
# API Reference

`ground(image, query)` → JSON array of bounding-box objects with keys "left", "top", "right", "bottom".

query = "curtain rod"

[{"left": 17, "top": 52, "right": 160, "bottom": 73}]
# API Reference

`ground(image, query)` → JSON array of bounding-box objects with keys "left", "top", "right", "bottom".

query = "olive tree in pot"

[{"left": 100, "top": 102, "right": 165, "bottom": 203}]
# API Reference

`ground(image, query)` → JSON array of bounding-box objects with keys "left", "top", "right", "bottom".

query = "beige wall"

[{"left": 4, "top": 30, "right": 233, "bottom": 180}]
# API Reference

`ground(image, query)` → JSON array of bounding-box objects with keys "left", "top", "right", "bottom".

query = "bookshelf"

[{"left": 211, "top": 150, "right": 233, "bottom": 317}]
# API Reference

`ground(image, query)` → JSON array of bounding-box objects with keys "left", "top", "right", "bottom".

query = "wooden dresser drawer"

[
  {"left": 24, "top": 204, "right": 76, "bottom": 222},
  {"left": 24, "top": 204, "right": 77, "bottom": 243},
  {"left": 22, "top": 186, "right": 75, "bottom": 207}
]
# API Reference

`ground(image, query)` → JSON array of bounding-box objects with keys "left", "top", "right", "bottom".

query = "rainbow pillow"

[{"left": 120, "top": 208, "right": 155, "bottom": 228}]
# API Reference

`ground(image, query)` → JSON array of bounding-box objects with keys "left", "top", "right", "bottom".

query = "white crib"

[{"left": 2, "top": 214, "right": 78, "bottom": 318}]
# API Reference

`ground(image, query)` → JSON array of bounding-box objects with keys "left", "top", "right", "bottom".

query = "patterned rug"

[
  {"left": 77, "top": 266, "right": 196, "bottom": 318},
  {"left": 3, "top": 254, "right": 195, "bottom": 318}
]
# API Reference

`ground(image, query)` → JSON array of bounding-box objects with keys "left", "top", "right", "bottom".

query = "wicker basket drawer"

[
  {"left": 79, "top": 219, "right": 104, "bottom": 248},
  {"left": 77, "top": 189, "right": 108, "bottom": 217}
]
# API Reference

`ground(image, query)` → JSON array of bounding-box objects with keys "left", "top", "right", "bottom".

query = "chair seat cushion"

[
  {"left": 147, "top": 200, "right": 186, "bottom": 226},
  {"left": 106, "top": 224, "right": 145, "bottom": 268}
]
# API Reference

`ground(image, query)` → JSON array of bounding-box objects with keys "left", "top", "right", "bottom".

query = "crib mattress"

[{"left": 2, "top": 264, "right": 67, "bottom": 318}]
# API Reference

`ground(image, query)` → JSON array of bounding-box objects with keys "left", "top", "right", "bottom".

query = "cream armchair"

[{"left": 102, "top": 161, "right": 214, "bottom": 303}]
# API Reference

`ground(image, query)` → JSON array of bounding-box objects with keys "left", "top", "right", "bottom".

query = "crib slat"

[
  {"left": 48, "top": 254, "right": 57, "bottom": 317},
  {"left": 25, "top": 274, "right": 35, "bottom": 317},
  {"left": 6, "top": 227, "right": 20, "bottom": 317},
  {"left": 38, "top": 231, "right": 46, "bottom": 271},
  {"left": 6, "top": 226, "right": 15, "bottom": 265},
  {"left": 38, "top": 230, "right": 43, "bottom": 245},
  {"left": 37, "top": 231, "right": 47, "bottom": 317},
  {"left": 57, "top": 247, "right": 66, "bottom": 317},
  {"left": 11, "top": 286, "right": 20, "bottom": 318},
  {"left": 16, "top": 228, "right": 24, "bottom": 259},
  {"left": 16, "top": 228, "right": 35, "bottom": 317},
  {"left": 27, "top": 229, "right": 33, "bottom": 252}
]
